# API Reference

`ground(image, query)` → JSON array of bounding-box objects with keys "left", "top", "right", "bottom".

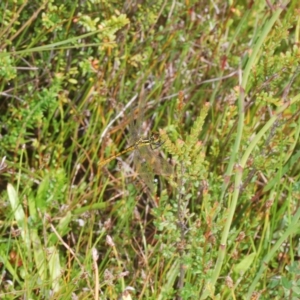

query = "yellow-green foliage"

[{"left": 161, "top": 102, "right": 210, "bottom": 180}]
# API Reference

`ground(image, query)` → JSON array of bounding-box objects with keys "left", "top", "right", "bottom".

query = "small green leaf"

[
  {"left": 7, "top": 183, "right": 25, "bottom": 225},
  {"left": 68, "top": 78, "right": 78, "bottom": 84},
  {"left": 48, "top": 246, "right": 61, "bottom": 293},
  {"left": 36, "top": 175, "right": 50, "bottom": 212},
  {"left": 7, "top": 184, "right": 31, "bottom": 252},
  {"left": 282, "top": 276, "right": 292, "bottom": 289},
  {"left": 292, "top": 285, "right": 300, "bottom": 295},
  {"left": 48, "top": 211, "right": 72, "bottom": 245},
  {"left": 233, "top": 252, "right": 256, "bottom": 275},
  {"left": 31, "top": 229, "right": 47, "bottom": 281}
]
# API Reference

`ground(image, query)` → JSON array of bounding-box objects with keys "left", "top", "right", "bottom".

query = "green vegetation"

[{"left": 1, "top": 1, "right": 300, "bottom": 299}]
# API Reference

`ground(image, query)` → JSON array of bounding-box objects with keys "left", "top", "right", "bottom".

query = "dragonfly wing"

[
  {"left": 133, "top": 148, "right": 155, "bottom": 193},
  {"left": 139, "top": 146, "right": 173, "bottom": 175},
  {"left": 128, "top": 83, "right": 172, "bottom": 193},
  {"left": 129, "top": 87, "right": 148, "bottom": 143},
  {"left": 134, "top": 146, "right": 173, "bottom": 193}
]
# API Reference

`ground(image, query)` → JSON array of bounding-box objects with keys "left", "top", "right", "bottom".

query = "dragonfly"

[
  {"left": 100, "top": 90, "right": 173, "bottom": 193},
  {"left": 98, "top": 135, "right": 163, "bottom": 167}
]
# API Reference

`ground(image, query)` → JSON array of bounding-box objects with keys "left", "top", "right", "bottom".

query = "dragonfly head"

[{"left": 149, "top": 133, "right": 165, "bottom": 150}]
